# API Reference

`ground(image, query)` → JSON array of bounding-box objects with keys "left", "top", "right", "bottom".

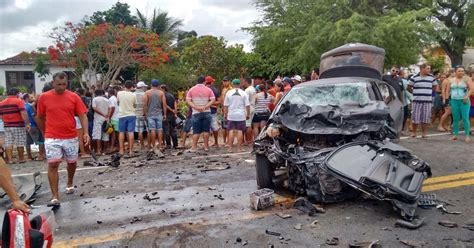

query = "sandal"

[
  {"left": 65, "top": 187, "right": 75, "bottom": 194},
  {"left": 47, "top": 199, "right": 61, "bottom": 209}
]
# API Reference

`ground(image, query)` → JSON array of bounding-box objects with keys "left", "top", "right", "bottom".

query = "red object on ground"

[{"left": 1, "top": 209, "right": 54, "bottom": 248}]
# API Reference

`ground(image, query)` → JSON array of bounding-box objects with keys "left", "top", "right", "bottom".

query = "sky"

[{"left": 0, "top": 0, "right": 260, "bottom": 60}]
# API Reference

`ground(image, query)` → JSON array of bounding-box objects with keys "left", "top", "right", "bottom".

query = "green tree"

[
  {"left": 136, "top": 9, "right": 183, "bottom": 43},
  {"left": 84, "top": 2, "right": 138, "bottom": 26},
  {"left": 175, "top": 30, "right": 198, "bottom": 52},
  {"left": 429, "top": 0, "right": 473, "bottom": 66},
  {"left": 32, "top": 47, "right": 51, "bottom": 77},
  {"left": 138, "top": 63, "right": 190, "bottom": 93},
  {"left": 180, "top": 36, "right": 229, "bottom": 80},
  {"left": 246, "top": 0, "right": 433, "bottom": 74}
]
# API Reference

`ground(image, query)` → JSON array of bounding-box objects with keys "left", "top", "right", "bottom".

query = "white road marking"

[{"left": 400, "top": 131, "right": 463, "bottom": 140}]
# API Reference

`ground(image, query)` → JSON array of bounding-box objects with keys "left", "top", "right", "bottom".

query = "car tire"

[{"left": 256, "top": 154, "right": 275, "bottom": 189}]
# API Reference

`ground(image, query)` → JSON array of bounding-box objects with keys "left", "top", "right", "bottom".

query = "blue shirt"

[{"left": 25, "top": 102, "right": 37, "bottom": 127}]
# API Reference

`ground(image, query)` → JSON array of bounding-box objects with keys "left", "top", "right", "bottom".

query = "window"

[
  {"left": 377, "top": 82, "right": 394, "bottom": 104},
  {"left": 5, "top": 71, "right": 35, "bottom": 93}
]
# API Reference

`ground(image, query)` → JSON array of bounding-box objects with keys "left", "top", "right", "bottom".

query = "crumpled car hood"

[{"left": 274, "top": 101, "right": 391, "bottom": 135}]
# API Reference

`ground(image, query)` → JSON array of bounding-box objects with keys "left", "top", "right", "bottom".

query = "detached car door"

[{"left": 375, "top": 81, "right": 403, "bottom": 133}]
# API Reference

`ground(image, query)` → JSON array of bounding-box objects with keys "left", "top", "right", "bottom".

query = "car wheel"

[{"left": 256, "top": 154, "right": 275, "bottom": 189}]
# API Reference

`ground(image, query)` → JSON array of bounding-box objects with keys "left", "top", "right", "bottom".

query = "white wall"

[{"left": 0, "top": 65, "right": 72, "bottom": 95}]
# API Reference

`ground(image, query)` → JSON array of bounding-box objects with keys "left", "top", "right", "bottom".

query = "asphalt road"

[{"left": 2, "top": 131, "right": 474, "bottom": 247}]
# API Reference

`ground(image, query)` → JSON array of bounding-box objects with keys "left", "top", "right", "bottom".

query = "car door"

[{"left": 375, "top": 81, "right": 403, "bottom": 133}]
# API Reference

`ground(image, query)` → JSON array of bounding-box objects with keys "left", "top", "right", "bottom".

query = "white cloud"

[{"left": 0, "top": 0, "right": 259, "bottom": 59}]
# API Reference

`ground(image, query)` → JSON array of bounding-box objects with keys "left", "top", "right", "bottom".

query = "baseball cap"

[
  {"left": 151, "top": 79, "right": 159, "bottom": 86},
  {"left": 282, "top": 77, "right": 292, "bottom": 83},
  {"left": 136, "top": 81, "right": 147, "bottom": 88},
  {"left": 205, "top": 76, "right": 215, "bottom": 83},
  {"left": 223, "top": 76, "right": 230, "bottom": 81},
  {"left": 231, "top": 79, "right": 240, "bottom": 85},
  {"left": 292, "top": 75, "right": 302, "bottom": 82}
]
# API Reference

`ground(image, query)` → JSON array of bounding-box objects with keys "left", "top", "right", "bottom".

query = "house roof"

[{"left": 0, "top": 52, "right": 37, "bottom": 65}]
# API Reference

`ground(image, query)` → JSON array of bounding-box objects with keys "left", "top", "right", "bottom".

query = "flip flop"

[
  {"left": 47, "top": 199, "right": 61, "bottom": 209},
  {"left": 65, "top": 187, "right": 75, "bottom": 194}
]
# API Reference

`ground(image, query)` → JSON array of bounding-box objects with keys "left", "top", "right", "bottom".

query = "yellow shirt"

[{"left": 117, "top": 91, "right": 136, "bottom": 117}]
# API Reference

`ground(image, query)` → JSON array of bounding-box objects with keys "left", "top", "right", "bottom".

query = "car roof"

[{"left": 293, "top": 77, "right": 377, "bottom": 89}]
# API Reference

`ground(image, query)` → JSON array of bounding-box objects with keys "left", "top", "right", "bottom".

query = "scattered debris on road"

[
  {"left": 399, "top": 239, "right": 424, "bottom": 247},
  {"left": 84, "top": 153, "right": 121, "bottom": 168},
  {"left": 293, "top": 197, "right": 324, "bottom": 216},
  {"left": 436, "top": 204, "right": 462, "bottom": 215},
  {"left": 265, "top": 230, "right": 281, "bottom": 236},
  {"left": 250, "top": 188, "right": 275, "bottom": 210},
  {"left": 325, "top": 237, "right": 340, "bottom": 246},
  {"left": 395, "top": 217, "right": 425, "bottom": 230},
  {"left": 348, "top": 240, "right": 380, "bottom": 248},
  {"left": 294, "top": 223, "right": 302, "bottom": 230},
  {"left": 310, "top": 220, "right": 319, "bottom": 228},
  {"left": 275, "top": 213, "right": 292, "bottom": 219},
  {"left": 201, "top": 165, "right": 231, "bottom": 172},
  {"left": 143, "top": 194, "right": 160, "bottom": 201},
  {"left": 438, "top": 220, "right": 458, "bottom": 228},
  {"left": 462, "top": 222, "right": 474, "bottom": 231},
  {"left": 214, "top": 194, "right": 225, "bottom": 200},
  {"left": 130, "top": 216, "right": 143, "bottom": 224}
]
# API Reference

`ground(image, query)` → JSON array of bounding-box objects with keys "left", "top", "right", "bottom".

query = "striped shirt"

[
  {"left": 186, "top": 84, "right": 215, "bottom": 115},
  {"left": 0, "top": 96, "right": 26, "bottom": 127},
  {"left": 408, "top": 73, "right": 437, "bottom": 102},
  {"left": 255, "top": 92, "right": 274, "bottom": 114}
]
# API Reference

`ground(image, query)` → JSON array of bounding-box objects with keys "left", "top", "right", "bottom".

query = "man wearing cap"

[
  {"left": 282, "top": 77, "right": 293, "bottom": 93},
  {"left": 135, "top": 81, "right": 148, "bottom": 149},
  {"left": 186, "top": 76, "right": 216, "bottom": 152},
  {"left": 205, "top": 75, "right": 221, "bottom": 147},
  {"left": 292, "top": 75, "right": 302, "bottom": 86},
  {"left": 144, "top": 79, "right": 167, "bottom": 151},
  {"left": 241, "top": 77, "right": 256, "bottom": 145},
  {"left": 224, "top": 79, "right": 250, "bottom": 153}
]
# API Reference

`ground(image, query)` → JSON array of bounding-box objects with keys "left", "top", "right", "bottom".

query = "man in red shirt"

[
  {"left": 0, "top": 88, "right": 30, "bottom": 164},
  {"left": 37, "top": 72, "right": 90, "bottom": 207}
]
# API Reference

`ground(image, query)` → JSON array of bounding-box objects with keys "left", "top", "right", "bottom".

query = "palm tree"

[{"left": 136, "top": 8, "right": 183, "bottom": 43}]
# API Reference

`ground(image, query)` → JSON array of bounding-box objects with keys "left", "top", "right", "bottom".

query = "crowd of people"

[
  {"left": 384, "top": 64, "right": 474, "bottom": 141},
  {"left": 0, "top": 64, "right": 473, "bottom": 208}
]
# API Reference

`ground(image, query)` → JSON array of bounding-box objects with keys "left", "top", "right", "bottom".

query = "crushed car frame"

[{"left": 253, "top": 43, "right": 432, "bottom": 220}]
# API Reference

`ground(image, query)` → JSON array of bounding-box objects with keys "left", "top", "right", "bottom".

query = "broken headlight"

[{"left": 266, "top": 123, "right": 281, "bottom": 138}]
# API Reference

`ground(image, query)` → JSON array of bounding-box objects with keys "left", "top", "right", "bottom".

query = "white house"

[{"left": 0, "top": 52, "right": 74, "bottom": 95}]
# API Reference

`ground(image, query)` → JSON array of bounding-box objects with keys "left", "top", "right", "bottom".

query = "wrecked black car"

[{"left": 253, "top": 43, "right": 431, "bottom": 220}]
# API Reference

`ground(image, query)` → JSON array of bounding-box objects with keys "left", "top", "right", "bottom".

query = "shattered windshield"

[{"left": 283, "top": 82, "right": 372, "bottom": 107}]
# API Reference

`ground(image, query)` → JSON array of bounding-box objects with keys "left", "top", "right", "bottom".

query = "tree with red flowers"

[{"left": 49, "top": 22, "right": 169, "bottom": 87}]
